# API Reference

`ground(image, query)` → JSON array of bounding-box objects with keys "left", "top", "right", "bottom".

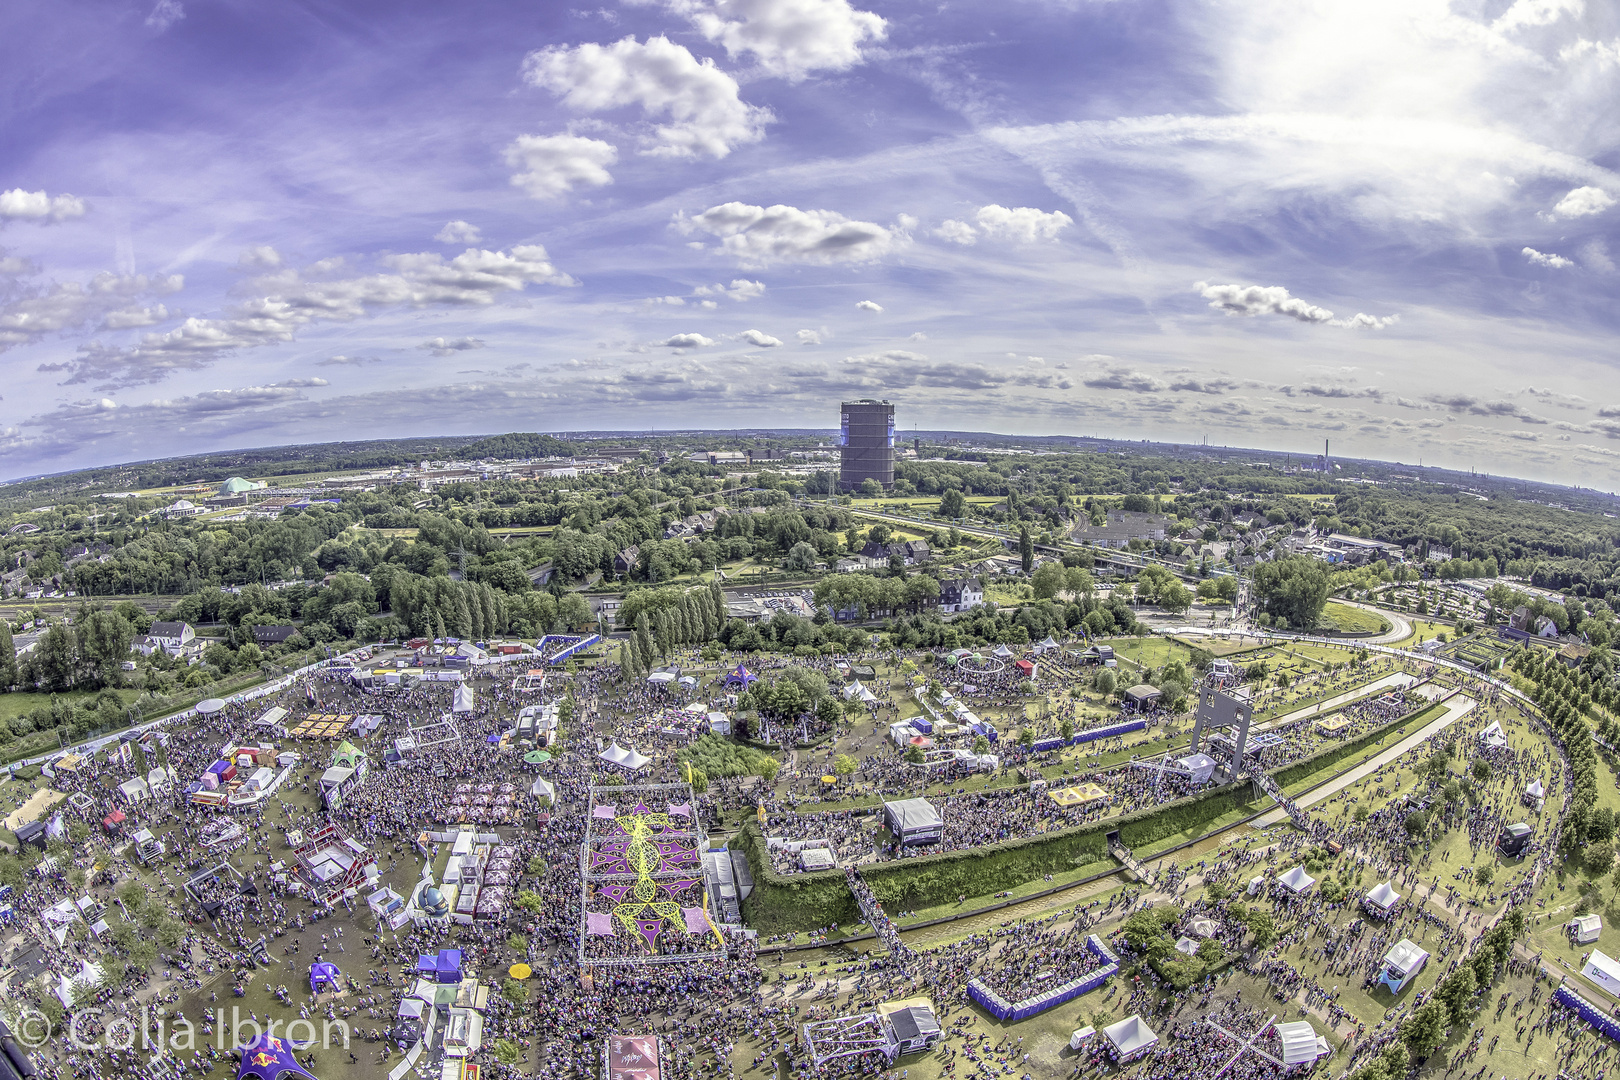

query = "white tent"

[
  {"left": 1572, "top": 914, "right": 1603, "bottom": 945},
  {"left": 991, "top": 644, "right": 1015, "bottom": 659},
  {"left": 1364, "top": 881, "right": 1400, "bottom": 917},
  {"left": 1379, "top": 938, "right": 1431, "bottom": 993},
  {"left": 146, "top": 766, "right": 173, "bottom": 793},
  {"left": 1526, "top": 778, "right": 1545, "bottom": 801},
  {"left": 598, "top": 743, "right": 650, "bottom": 772},
  {"left": 1174, "top": 936, "right": 1199, "bottom": 956},
  {"left": 1583, "top": 950, "right": 1620, "bottom": 998},
  {"left": 1277, "top": 865, "right": 1316, "bottom": 894},
  {"left": 1480, "top": 720, "right": 1508, "bottom": 748},
  {"left": 1102, "top": 1016, "right": 1159, "bottom": 1060},
  {"left": 530, "top": 777, "right": 556, "bottom": 805},
  {"left": 647, "top": 671, "right": 676, "bottom": 687},
  {"left": 1246, "top": 874, "right": 1265, "bottom": 896},
  {"left": 118, "top": 777, "right": 149, "bottom": 805},
  {"left": 859, "top": 687, "right": 879, "bottom": 704},
  {"left": 843, "top": 680, "right": 865, "bottom": 700},
  {"left": 55, "top": 960, "right": 103, "bottom": 1008},
  {"left": 451, "top": 685, "right": 475, "bottom": 713},
  {"left": 1274, "top": 1021, "right": 1324, "bottom": 1066},
  {"left": 1068, "top": 1027, "right": 1095, "bottom": 1050},
  {"left": 1187, "top": 916, "right": 1219, "bottom": 939},
  {"left": 1036, "top": 635, "right": 1061, "bottom": 653},
  {"left": 1176, "top": 753, "right": 1218, "bottom": 785}
]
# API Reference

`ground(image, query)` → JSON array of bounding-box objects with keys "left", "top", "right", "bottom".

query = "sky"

[{"left": 1, "top": 0, "right": 1619, "bottom": 485}]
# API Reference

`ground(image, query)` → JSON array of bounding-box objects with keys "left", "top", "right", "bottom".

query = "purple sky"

[{"left": 2, "top": 0, "right": 1619, "bottom": 484}]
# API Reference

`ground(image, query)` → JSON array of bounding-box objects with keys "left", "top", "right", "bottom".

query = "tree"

[
  {"left": 1019, "top": 526, "right": 1034, "bottom": 575},
  {"left": 1159, "top": 580, "right": 1192, "bottom": 614},
  {"left": 784, "top": 542, "right": 819, "bottom": 573},
  {"left": 1586, "top": 841, "right": 1615, "bottom": 879},
  {"left": 0, "top": 621, "right": 15, "bottom": 689},
  {"left": 1031, "top": 561, "right": 1066, "bottom": 600},
  {"left": 1244, "top": 909, "right": 1277, "bottom": 949},
  {"left": 903, "top": 745, "right": 924, "bottom": 764},
  {"left": 939, "top": 488, "right": 966, "bottom": 518},
  {"left": 1402, "top": 999, "right": 1447, "bottom": 1059},
  {"left": 971, "top": 734, "right": 990, "bottom": 754},
  {"left": 814, "top": 695, "right": 842, "bottom": 729},
  {"left": 1018, "top": 727, "right": 1035, "bottom": 749},
  {"left": 1472, "top": 758, "right": 1492, "bottom": 783},
  {"left": 1404, "top": 811, "right": 1428, "bottom": 837},
  {"left": 1251, "top": 555, "right": 1332, "bottom": 631},
  {"left": 833, "top": 754, "right": 858, "bottom": 781},
  {"left": 1436, "top": 966, "right": 1477, "bottom": 1025}
]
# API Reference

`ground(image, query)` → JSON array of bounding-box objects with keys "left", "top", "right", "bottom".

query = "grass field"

[{"left": 1317, "top": 601, "right": 1390, "bottom": 635}]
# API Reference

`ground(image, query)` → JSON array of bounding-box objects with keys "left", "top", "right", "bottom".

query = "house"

[
  {"left": 1070, "top": 511, "right": 1169, "bottom": 549},
  {"left": 253, "top": 625, "right": 300, "bottom": 647},
  {"left": 1510, "top": 606, "right": 1534, "bottom": 632},
  {"left": 860, "top": 539, "right": 931, "bottom": 565},
  {"left": 1558, "top": 643, "right": 1593, "bottom": 669},
  {"left": 937, "top": 577, "right": 983, "bottom": 614},
  {"left": 138, "top": 621, "right": 195, "bottom": 658},
  {"left": 612, "top": 545, "right": 640, "bottom": 576},
  {"left": 1535, "top": 616, "right": 1560, "bottom": 639}
]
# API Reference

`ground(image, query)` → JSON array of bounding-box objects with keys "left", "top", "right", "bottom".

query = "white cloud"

[
  {"left": 1522, "top": 246, "right": 1573, "bottom": 268},
  {"left": 434, "top": 220, "right": 483, "bottom": 244},
  {"left": 1581, "top": 239, "right": 1616, "bottom": 274},
  {"left": 145, "top": 0, "right": 184, "bottom": 31},
  {"left": 2, "top": 272, "right": 182, "bottom": 354},
  {"left": 99, "top": 304, "right": 170, "bottom": 330},
  {"left": 855, "top": 300, "right": 883, "bottom": 313},
  {"left": 238, "top": 246, "right": 282, "bottom": 270},
  {"left": 680, "top": 202, "right": 898, "bottom": 267},
  {"left": 1194, "top": 282, "right": 1395, "bottom": 328},
  {"left": 692, "top": 278, "right": 766, "bottom": 301},
  {"left": 671, "top": 0, "right": 886, "bottom": 82},
  {"left": 1553, "top": 186, "right": 1615, "bottom": 218},
  {"left": 503, "top": 134, "right": 618, "bottom": 198},
  {"left": 50, "top": 246, "right": 572, "bottom": 387},
  {"left": 661, "top": 332, "right": 715, "bottom": 347},
  {"left": 522, "top": 36, "right": 770, "bottom": 159},
  {"left": 796, "top": 329, "right": 822, "bottom": 345},
  {"left": 973, "top": 204, "right": 1073, "bottom": 242},
  {"left": 737, "top": 329, "right": 781, "bottom": 347},
  {"left": 318, "top": 354, "right": 381, "bottom": 367},
  {"left": 420, "top": 336, "right": 486, "bottom": 355},
  {"left": 646, "top": 295, "right": 686, "bottom": 305},
  {"left": 933, "top": 219, "right": 978, "bottom": 245},
  {"left": 1492, "top": 0, "right": 1582, "bottom": 34},
  {"left": 0, "top": 189, "right": 86, "bottom": 224},
  {"left": 1562, "top": 38, "right": 1620, "bottom": 66}
]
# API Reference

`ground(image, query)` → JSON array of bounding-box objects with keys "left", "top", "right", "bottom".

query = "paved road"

[{"left": 1253, "top": 690, "right": 1476, "bottom": 826}]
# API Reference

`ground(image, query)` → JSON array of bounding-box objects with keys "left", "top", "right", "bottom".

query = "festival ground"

[{"left": 5, "top": 627, "right": 1614, "bottom": 1080}]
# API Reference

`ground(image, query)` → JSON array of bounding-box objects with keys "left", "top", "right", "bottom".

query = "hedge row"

[{"left": 736, "top": 779, "right": 1262, "bottom": 932}]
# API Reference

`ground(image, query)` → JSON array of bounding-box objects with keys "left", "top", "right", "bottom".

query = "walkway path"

[
  {"left": 1253, "top": 691, "right": 1476, "bottom": 826},
  {"left": 1257, "top": 671, "right": 1419, "bottom": 731}
]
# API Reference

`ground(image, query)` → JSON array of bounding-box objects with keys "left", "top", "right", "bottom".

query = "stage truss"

[
  {"left": 802, "top": 1014, "right": 899, "bottom": 1067},
  {"left": 578, "top": 781, "right": 727, "bottom": 968}
]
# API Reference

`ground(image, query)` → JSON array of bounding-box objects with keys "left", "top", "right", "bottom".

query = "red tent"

[
  {"left": 102, "top": 809, "right": 127, "bottom": 831},
  {"left": 1014, "top": 659, "right": 1035, "bottom": 676}
]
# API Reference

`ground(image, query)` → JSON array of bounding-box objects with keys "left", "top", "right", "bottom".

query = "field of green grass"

[{"left": 1318, "top": 600, "right": 1390, "bottom": 635}]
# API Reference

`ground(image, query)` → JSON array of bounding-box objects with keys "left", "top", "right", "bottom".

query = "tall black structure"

[{"left": 839, "top": 399, "right": 895, "bottom": 491}]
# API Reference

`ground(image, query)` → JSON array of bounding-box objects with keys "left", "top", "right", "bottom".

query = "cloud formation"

[
  {"left": 46, "top": 246, "right": 572, "bottom": 387},
  {"left": 0, "top": 189, "right": 86, "bottom": 224},
  {"left": 661, "top": 332, "right": 715, "bottom": 347},
  {"left": 420, "top": 336, "right": 486, "bottom": 355},
  {"left": 935, "top": 205, "right": 1073, "bottom": 245},
  {"left": 680, "top": 202, "right": 898, "bottom": 266},
  {"left": 1522, "top": 247, "right": 1573, "bottom": 269},
  {"left": 503, "top": 134, "right": 618, "bottom": 199},
  {"left": 434, "top": 220, "right": 483, "bottom": 244},
  {"left": 1195, "top": 282, "right": 1395, "bottom": 329},
  {"left": 855, "top": 300, "right": 883, "bottom": 313},
  {"left": 671, "top": 0, "right": 886, "bottom": 82},
  {"left": 2, "top": 271, "right": 182, "bottom": 354},
  {"left": 522, "top": 36, "right": 770, "bottom": 159},
  {"left": 692, "top": 279, "right": 765, "bottom": 302},
  {"left": 1552, "top": 186, "right": 1615, "bottom": 218},
  {"left": 737, "top": 329, "right": 781, "bottom": 347},
  {"left": 144, "top": 0, "right": 184, "bottom": 31}
]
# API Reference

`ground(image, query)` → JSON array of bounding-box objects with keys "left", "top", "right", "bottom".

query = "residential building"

[{"left": 938, "top": 576, "right": 984, "bottom": 613}]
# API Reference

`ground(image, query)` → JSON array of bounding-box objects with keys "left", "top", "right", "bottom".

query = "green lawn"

[
  {"left": 1318, "top": 601, "right": 1390, "bottom": 635},
  {"left": 0, "top": 688, "right": 140, "bottom": 724}
]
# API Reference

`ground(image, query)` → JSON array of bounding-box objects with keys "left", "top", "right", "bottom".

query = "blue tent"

[
  {"left": 435, "top": 948, "right": 463, "bottom": 984},
  {"left": 309, "top": 962, "right": 341, "bottom": 994},
  {"left": 724, "top": 665, "right": 758, "bottom": 689},
  {"left": 236, "top": 1032, "right": 320, "bottom": 1080}
]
